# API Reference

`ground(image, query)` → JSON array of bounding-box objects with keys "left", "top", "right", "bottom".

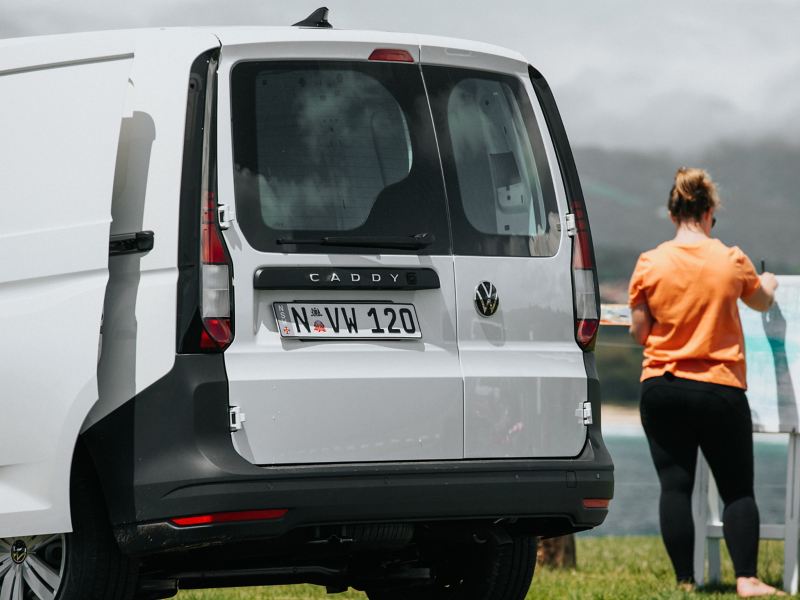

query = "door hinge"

[
  {"left": 218, "top": 203, "right": 235, "bottom": 230},
  {"left": 575, "top": 401, "right": 593, "bottom": 425},
  {"left": 565, "top": 213, "right": 577, "bottom": 238},
  {"left": 229, "top": 406, "right": 246, "bottom": 432}
]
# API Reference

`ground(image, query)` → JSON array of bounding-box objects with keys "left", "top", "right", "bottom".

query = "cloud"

[{"left": 2, "top": 0, "right": 798, "bottom": 151}]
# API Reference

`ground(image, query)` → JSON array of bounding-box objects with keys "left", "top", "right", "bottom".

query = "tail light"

[
  {"left": 527, "top": 65, "right": 600, "bottom": 352},
  {"left": 199, "top": 191, "right": 234, "bottom": 351},
  {"left": 177, "top": 52, "right": 234, "bottom": 354},
  {"left": 569, "top": 197, "right": 600, "bottom": 351}
]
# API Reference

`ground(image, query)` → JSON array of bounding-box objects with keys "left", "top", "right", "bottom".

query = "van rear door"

[
  {"left": 216, "top": 41, "right": 463, "bottom": 465},
  {"left": 421, "top": 46, "right": 588, "bottom": 458}
]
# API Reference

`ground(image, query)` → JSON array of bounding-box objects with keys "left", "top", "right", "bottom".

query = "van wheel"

[
  {"left": 1, "top": 533, "right": 67, "bottom": 599},
  {"left": 0, "top": 455, "right": 139, "bottom": 600},
  {"left": 367, "top": 532, "right": 536, "bottom": 600}
]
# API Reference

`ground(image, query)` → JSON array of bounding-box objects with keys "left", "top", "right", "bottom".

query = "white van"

[{"left": 0, "top": 10, "right": 613, "bottom": 599}]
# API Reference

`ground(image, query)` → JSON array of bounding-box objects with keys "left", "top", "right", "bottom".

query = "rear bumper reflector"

[
  {"left": 170, "top": 508, "right": 288, "bottom": 527},
  {"left": 582, "top": 498, "right": 610, "bottom": 509}
]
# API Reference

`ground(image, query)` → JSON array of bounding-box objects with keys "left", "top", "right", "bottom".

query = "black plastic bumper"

[{"left": 83, "top": 354, "right": 614, "bottom": 556}]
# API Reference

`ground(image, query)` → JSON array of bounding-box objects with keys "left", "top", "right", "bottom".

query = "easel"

[{"left": 693, "top": 431, "right": 800, "bottom": 594}]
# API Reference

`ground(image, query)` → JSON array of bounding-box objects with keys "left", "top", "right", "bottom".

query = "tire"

[
  {"left": 367, "top": 531, "right": 537, "bottom": 600},
  {"left": 0, "top": 451, "right": 139, "bottom": 600}
]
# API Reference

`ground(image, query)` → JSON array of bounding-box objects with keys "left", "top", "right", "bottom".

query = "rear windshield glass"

[
  {"left": 424, "top": 66, "right": 560, "bottom": 257},
  {"left": 230, "top": 60, "right": 450, "bottom": 254}
]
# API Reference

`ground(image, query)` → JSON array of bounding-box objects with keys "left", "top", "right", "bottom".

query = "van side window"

[
  {"left": 424, "top": 67, "right": 560, "bottom": 257},
  {"left": 230, "top": 60, "right": 450, "bottom": 255}
]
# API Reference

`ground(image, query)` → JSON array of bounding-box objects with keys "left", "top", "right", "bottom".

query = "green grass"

[{"left": 177, "top": 536, "right": 790, "bottom": 599}]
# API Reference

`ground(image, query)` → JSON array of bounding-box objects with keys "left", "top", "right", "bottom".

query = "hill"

[{"left": 575, "top": 141, "right": 800, "bottom": 298}]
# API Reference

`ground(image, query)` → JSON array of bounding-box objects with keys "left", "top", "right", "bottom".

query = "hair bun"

[{"left": 668, "top": 167, "right": 720, "bottom": 222}]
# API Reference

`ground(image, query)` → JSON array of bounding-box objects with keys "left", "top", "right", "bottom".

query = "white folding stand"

[{"left": 693, "top": 432, "right": 800, "bottom": 594}]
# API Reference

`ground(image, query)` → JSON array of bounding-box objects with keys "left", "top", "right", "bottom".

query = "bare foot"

[
  {"left": 677, "top": 581, "right": 695, "bottom": 593},
  {"left": 737, "top": 577, "right": 786, "bottom": 597}
]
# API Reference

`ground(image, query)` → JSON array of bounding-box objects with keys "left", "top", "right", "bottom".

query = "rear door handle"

[{"left": 109, "top": 230, "right": 154, "bottom": 256}]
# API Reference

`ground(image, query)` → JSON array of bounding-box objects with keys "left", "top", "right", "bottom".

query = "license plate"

[{"left": 273, "top": 302, "right": 422, "bottom": 339}]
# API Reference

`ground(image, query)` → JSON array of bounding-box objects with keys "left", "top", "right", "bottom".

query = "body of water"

[{"left": 587, "top": 430, "right": 789, "bottom": 537}]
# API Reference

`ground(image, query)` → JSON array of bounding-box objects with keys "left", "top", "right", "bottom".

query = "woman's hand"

[
  {"left": 760, "top": 272, "right": 778, "bottom": 295},
  {"left": 743, "top": 272, "right": 778, "bottom": 312},
  {"left": 630, "top": 303, "right": 653, "bottom": 346}
]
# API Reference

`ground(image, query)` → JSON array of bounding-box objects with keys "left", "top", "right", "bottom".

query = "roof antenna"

[{"left": 293, "top": 7, "right": 333, "bottom": 28}]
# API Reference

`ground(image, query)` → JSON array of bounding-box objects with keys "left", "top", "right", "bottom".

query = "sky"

[{"left": 2, "top": 0, "right": 799, "bottom": 152}]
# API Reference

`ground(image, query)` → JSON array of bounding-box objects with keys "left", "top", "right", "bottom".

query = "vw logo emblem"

[
  {"left": 10, "top": 539, "right": 28, "bottom": 564},
  {"left": 474, "top": 281, "right": 499, "bottom": 317}
]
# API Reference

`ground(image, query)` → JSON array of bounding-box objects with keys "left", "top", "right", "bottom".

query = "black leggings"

[{"left": 640, "top": 374, "right": 759, "bottom": 582}]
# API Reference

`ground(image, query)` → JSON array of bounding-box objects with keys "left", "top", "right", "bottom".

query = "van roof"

[
  {"left": 0, "top": 27, "right": 528, "bottom": 67},
  {"left": 212, "top": 27, "right": 527, "bottom": 63}
]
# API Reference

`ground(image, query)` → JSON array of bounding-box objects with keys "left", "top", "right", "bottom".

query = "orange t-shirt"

[{"left": 628, "top": 238, "right": 761, "bottom": 389}]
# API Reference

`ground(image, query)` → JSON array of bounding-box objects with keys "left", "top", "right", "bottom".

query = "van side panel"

[
  {"left": 0, "top": 30, "right": 220, "bottom": 539},
  {"left": 86, "top": 31, "right": 221, "bottom": 430},
  {"left": 0, "top": 50, "right": 132, "bottom": 538}
]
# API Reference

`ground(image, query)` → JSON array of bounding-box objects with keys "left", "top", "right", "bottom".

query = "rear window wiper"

[{"left": 276, "top": 233, "right": 435, "bottom": 250}]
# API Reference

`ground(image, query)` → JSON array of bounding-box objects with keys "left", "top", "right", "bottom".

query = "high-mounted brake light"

[
  {"left": 368, "top": 49, "right": 415, "bottom": 63},
  {"left": 199, "top": 191, "right": 234, "bottom": 351},
  {"left": 569, "top": 196, "right": 600, "bottom": 351},
  {"left": 170, "top": 508, "right": 288, "bottom": 527}
]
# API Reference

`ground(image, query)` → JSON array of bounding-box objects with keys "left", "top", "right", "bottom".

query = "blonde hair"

[{"left": 668, "top": 167, "right": 721, "bottom": 223}]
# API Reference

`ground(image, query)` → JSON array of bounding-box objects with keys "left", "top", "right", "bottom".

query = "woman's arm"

[
  {"left": 629, "top": 303, "right": 653, "bottom": 346},
  {"left": 742, "top": 272, "right": 778, "bottom": 312}
]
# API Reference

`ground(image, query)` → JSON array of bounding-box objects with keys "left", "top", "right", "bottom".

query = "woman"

[{"left": 628, "top": 167, "right": 781, "bottom": 596}]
